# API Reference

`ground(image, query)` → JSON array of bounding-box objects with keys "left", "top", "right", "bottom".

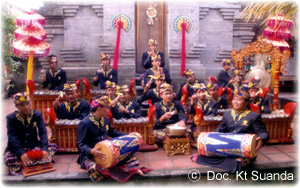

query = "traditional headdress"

[
  {"left": 234, "top": 88, "right": 250, "bottom": 100},
  {"left": 183, "top": 69, "right": 194, "bottom": 77},
  {"left": 63, "top": 83, "right": 77, "bottom": 91},
  {"left": 207, "top": 82, "right": 218, "bottom": 90},
  {"left": 148, "top": 39, "right": 158, "bottom": 46},
  {"left": 192, "top": 83, "right": 206, "bottom": 90},
  {"left": 151, "top": 54, "right": 161, "bottom": 61},
  {"left": 148, "top": 72, "right": 166, "bottom": 80},
  {"left": 47, "top": 55, "right": 57, "bottom": 63},
  {"left": 159, "top": 83, "right": 174, "bottom": 93},
  {"left": 119, "top": 85, "right": 129, "bottom": 93},
  {"left": 100, "top": 53, "right": 110, "bottom": 60},
  {"left": 13, "top": 92, "right": 30, "bottom": 105},
  {"left": 234, "top": 69, "right": 243, "bottom": 76},
  {"left": 221, "top": 59, "right": 231, "bottom": 66},
  {"left": 91, "top": 96, "right": 111, "bottom": 108},
  {"left": 105, "top": 81, "right": 116, "bottom": 89}
]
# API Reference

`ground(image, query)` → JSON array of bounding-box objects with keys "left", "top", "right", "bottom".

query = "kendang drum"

[
  {"left": 197, "top": 132, "right": 258, "bottom": 158},
  {"left": 94, "top": 132, "right": 143, "bottom": 168}
]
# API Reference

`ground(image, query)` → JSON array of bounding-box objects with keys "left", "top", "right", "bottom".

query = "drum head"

[
  {"left": 94, "top": 142, "right": 113, "bottom": 168},
  {"left": 250, "top": 134, "right": 259, "bottom": 158}
]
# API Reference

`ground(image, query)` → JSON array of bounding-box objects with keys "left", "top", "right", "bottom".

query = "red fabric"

[
  {"left": 147, "top": 106, "right": 156, "bottom": 123},
  {"left": 26, "top": 150, "right": 44, "bottom": 160},
  {"left": 26, "top": 79, "right": 36, "bottom": 94},
  {"left": 250, "top": 103, "right": 261, "bottom": 114},
  {"left": 112, "top": 20, "right": 123, "bottom": 71},
  {"left": 284, "top": 102, "right": 297, "bottom": 117},
  {"left": 47, "top": 108, "right": 57, "bottom": 124},
  {"left": 181, "top": 22, "right": 186, "bottom": 76}
]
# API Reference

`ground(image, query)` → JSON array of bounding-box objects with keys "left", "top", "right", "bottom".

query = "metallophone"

[
  {"left": 193, "top": 103, "right": 296, "bottom": 144},
  {"left": 48, "top": 114, "right": 157, "bottom": 152}
]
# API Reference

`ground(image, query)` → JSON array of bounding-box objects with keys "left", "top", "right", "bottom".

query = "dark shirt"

[
  {"left": 55, "top": 99, "right": 91, "bottom": 120},
  {"left": 142, "top": 51, "right": 165, "bottom": 69},
  {"left": 138, "top": 88, "right": 161, "bottom": 105},
  {"left": 77, "top": 115, "right": 125, "bottom": 168},
  {"left": 42, "top": 68, "right": 67, "bottom": 91},
  {"left": 5, "top": 110, "right": 48, "bottom": 157},
  {"left": 250, "top": 97, "right": 271, "bottom": 114},
  {"left": 144, "top": 68, "right": 171, "bottom": 89},
  {"left": 111, "top": 101, "right": 142, "bottom": 119},
  {"left": 154, "top": 100, "right": 187, "bottom": 129},
  {"left": 188, "top": 99, "right": 218, "bottom": 117},
  {"left": 216, "top": 109, "right": 269, "bottom": 145},
  {"left": 210, "top": 96, "right": 228, "bottom": 109},
  {"left": 93, "top": 67, "right": 118, "bottom": 89},
  {"left": 217, "top": 69, "right": 231, "bottom": 88},
  {"left": 177, "top": 79, "right": 205, "bottom": 100}
]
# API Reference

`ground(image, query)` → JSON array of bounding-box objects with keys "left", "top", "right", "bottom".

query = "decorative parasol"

[
  {"left": 110, "top": 14, "right": 131, "bottom": 71},
  {"left": 173, "top": 16, "right": 193, "bottom": 76},
  {"left": 262, "top": 14, "right": 292, "bottom": 52},
  {"left": 13, "top": 11, "right": 50, "bottom": 92},
  {"left": 15, "top": 25, "right": 47, "bottom": 41},
  {"left": 16, "top": 11, "right": 45, "bottom": 27}
]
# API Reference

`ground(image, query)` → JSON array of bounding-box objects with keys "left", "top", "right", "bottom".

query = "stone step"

[{"left": 63, "top": 58, "right": 86, "bottom": 62}]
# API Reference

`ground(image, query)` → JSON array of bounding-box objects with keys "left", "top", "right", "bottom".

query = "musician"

[
  {"left": 142, "top": 39, "right": 165, "bottom": 69},
  {"left": 138, "top": 72, "right": 165, "bottom": 105},
  {"left": 188, "top": 83, "right": 218, "bottom": 116},
  {"left": 105, "top": 80, "right": 118, "bottom": 101},
  {"left": 53, "top": 83, "right": 90, "bottom": 120},
  {"left": 42, "top": 55, "right": 67, "bottom": 91},
  {"left": 177, "top": 69, "right": 205, "bottom": 100},
  {"left": 93, "top": 54, "right": 118, "bottom": 89},
  {"left": 110, "top": 85, "right": 142, "bottom": 119},
  {"left": 153, "top": 83, "right": 187, "bottom": 141},
  {"left": 230, "top": 70, "right": 249, "bottom": 91},
  {"left": 217, "top": 59, "right": 234, "bottom": 88},
  {"left": 191, "top": 90, "right": 269, "bottom": 173},
  {"left": 249, "top": 81, "right": 271, "bottom": 114},
  {"left": 3, "top": 92, "right": 57, "bottom": 175},
  {"left": 143, "top": 54, "right": 171, "bottom": 89},
  {"left": 207, "top": 82, "right": 228, "bottom": 109},
  {"left": 77, "top": 96, "right": 144, "bottom": 182}
]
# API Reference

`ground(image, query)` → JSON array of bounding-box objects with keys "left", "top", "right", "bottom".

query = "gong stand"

[{"left": 230, "top": 36, "right": 291, "bottom": 110}]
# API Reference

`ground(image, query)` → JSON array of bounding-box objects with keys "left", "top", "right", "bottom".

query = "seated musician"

[
  {"left": 187, "top": 83, "right": 218, "bottom": 140},
  {"left": 143, "top": 54, "right": 171, "bottom": 88},
  {"left": 42, "top": 55, "right": 67, "bottom": 91},
  {"left": 207, "top": 82, "right": 228, "bottom": 109},
  {"left": 3, "top": 92, "right": 57, "bottom": 175},
  {"left": 137, "top": 72, "right": 165, "bottom": 105},
  {"left": 191, "top": 89, "right": 269, "bottom": 173},
  {"left": 53, "top": 83, "right": 90, "bottom": 120},
  {"left": 217, "top": 59, "right": 234, "bottom": 88},
  {"left": 249, "top": 81, "right": 271, "bottom": 114},
  {"left": 93, "top": 54, "right": 118, "bottom": 89},
  {"left": 77, "top": 96, "right": 144, "bottom": 182},
  {"left": 153, "top": 83, "right": 187, "bottom": 142},
  {"left": 177, "top": 69, "right": 204, "bottom": 100},
  {"left": 105, "top": 80, "right": 118, "bottom": 101},
  {"left": 230, "top": 70, "right": 249, "bottom": 91},
  {"left": 110, "top": 85, "right": 142, "bottom": 119},
  {"left": 187, "top": 83, "right": 218, "bottom": 116},
  {"left": 142, "top": 39, "right": 165, "bottom": 69}
]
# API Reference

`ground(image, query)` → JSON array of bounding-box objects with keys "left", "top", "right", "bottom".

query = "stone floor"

[{"left": 1, "top": 96, "right": 298, "bottom": 185}]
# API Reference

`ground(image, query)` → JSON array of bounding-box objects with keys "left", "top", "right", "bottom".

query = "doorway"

[{"left": 135, "top": 1, "right": 166, "bottom": 73}]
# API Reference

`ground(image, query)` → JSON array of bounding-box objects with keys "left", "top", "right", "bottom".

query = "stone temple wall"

[{"left": 34, "top": 1, "right": 296, "bottom": 93}]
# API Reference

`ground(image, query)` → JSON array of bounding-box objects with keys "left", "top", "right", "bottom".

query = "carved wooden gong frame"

[{"left": 231, "top": 36, "right": 291, "bottom": 110}]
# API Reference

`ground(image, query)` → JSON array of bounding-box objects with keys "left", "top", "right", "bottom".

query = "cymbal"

[{"left": 245, "top": 66, "right": 271, "bottom": 88}]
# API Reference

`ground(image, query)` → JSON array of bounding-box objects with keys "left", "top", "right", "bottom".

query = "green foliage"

[{"left": 2, "top": 4, "right": 25, "bottom": 77}]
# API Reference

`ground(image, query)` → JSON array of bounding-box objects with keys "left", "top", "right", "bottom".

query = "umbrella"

[
  {"left": 13, "top": 36, "right": 50, "bottom": 57},
  {"left": 14, "top": 11, "right": 49, "bottom": 93},
  {"left": 16, "top": 11, "right": 45, "bottom": 27},
  {"left": 15, "top": 25, "right": 47, "bottom": 41}
]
